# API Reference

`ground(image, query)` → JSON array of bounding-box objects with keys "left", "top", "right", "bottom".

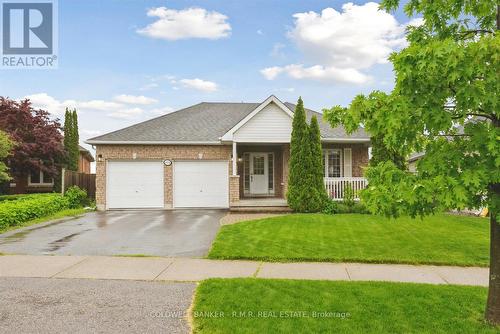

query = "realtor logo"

[{"left": 1, "top": 0, "right": 58, "bottom": 68}]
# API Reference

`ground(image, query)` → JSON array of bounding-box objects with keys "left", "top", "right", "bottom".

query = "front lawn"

[
  {"left": 208, "top": 213, "right": 489, "bottom": 266},
  {"left": 192, "top": 279, "right": 497, "bottom": 333}
]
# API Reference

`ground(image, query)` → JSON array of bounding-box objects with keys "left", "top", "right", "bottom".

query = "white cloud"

[
  {"left": 107, "top": 107, "right": 145, "bottom": 120},
  {"left": 260, "top": 67, "right": 284, "bottom": 80},
  {"left": 180, "top": 78, "right": 218, "bottom": 92},
  {"left": 270, "top": 43, "right": 286, "bottom": 58},
  {"left": 262, "top": 64, "right": 370, "bottom": 84},
  {"left": 139, "top": 83, "right": 159, "bottom": 91},
  {"left": 261, "top": 2, "right": 410, "bottom": 84},
  {"left": 114, "top": 94, "right": 158, "bottom": 105},
  {"left": 24, "top": 93, "right": 67, "bottom": 115},
  {"left": 257, "top": 29, "right": 264, "bottom": 35},
  {"left": 25, "top": 93, "right": 170, "bottom": 121},
  {"left": 137, "top": 7, "right": 231, "bottom": 41},
  {"left": 77, "top": 100, "right": 123, "bottom": 111}
]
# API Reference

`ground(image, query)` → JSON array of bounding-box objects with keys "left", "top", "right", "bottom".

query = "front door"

[{"left": 249, "top": 153, "right": 268, "bottom": 194}]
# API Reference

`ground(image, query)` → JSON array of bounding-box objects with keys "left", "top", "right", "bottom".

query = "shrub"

[
  {"left": 343, "top": 184, "right": 355, "bottom": 208},
  {"left": 0, "top": 193, "right": 69, "bottom": 229},
  {"left": 322, "top": 199, "right": 369, "bottom": 215},
  {"left": 64, "top": 186, "right": 88, "bottom": 208},
  {"left": 322, "top": 200, "right": 338, "bottom": 214}
]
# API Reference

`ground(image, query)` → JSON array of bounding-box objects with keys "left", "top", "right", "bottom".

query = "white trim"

[
  {"left": 232, "top": 142, "right": 237, "bottom": 176},
  {"left": 85, "top": 140, "right": 223, "bottom": 145},
  {"left": 343, "top": 148, "right": 352, "bottom": 177},
  {"left": 221, "top": 95, "right": 294, "bottom": 141},
  {"left": 28, "top": 170, "right": 54, "bottom": 187},
  {"left": 321, "top": 138, "right": 370, "bottom": 143}
]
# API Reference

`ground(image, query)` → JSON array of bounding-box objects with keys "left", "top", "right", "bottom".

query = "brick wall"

[{"left": 95, "top": 144, "right": 232, "bottom": 210}]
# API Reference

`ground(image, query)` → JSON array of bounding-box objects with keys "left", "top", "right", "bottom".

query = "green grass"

[
  {"left": 0, "top": 208, "right": 88, "bottom": 234},
  {"left": 208, "top": 213, "right": 489, "bottom": 266},
  {"left": 192, "top": 279, "right": 498, "bottom": 334}
]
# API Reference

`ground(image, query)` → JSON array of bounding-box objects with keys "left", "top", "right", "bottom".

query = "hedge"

[{"left": 0, "top": 193, "right": 70, "bottom": 229}]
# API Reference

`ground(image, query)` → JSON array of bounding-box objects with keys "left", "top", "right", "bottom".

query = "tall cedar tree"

[
  {"left": 0, "top": 98, "right": 65, "bottom": 178},
  {"left": 308, "top": 115, "right": 329, "bottom": 211},
  {"left": 324, "top": 1, "right": 500, "bottom": 324},
  {"left": 0, "top": 130, "right": 14, "bottom": 182},
  {"left": 63, "top": 108, "right": 79, "bottom": 171},
  {"left": 370, "top": 134, "right": 406, "bottom": 169},
  {"left": 287, "top": 97, "right": 308, "bottom": 211}
]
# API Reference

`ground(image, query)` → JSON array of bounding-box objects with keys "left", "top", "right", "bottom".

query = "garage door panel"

[
  {"left": 174, "top": 161, "right": 228, "bottom": 208},
  {"left": 107, "top": 161, "right": 164, "bottom": 209}
]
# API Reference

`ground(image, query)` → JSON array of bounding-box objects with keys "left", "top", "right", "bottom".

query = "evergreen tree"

[
  {"left": 307, "top": 115, "right": 329, "bottom": 211},
  {"left": 287, "top": 97, "right": 308, "bottom": 211},
  {"left": 63, "top": 108, "right": 72, "bottom": 167},
  {"left": 63, "top": 108, "right": 79, "bottom": 171}
]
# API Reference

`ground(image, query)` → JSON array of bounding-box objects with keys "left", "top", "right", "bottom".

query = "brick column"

[{"left": 229, "top": 175, "right": 240, "bottom": 204}]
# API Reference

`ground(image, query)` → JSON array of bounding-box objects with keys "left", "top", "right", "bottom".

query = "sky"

[{"left": 2, "top": 0, "right": 419, "bottom": 155}]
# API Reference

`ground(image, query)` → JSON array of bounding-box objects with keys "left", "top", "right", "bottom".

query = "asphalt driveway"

[{"left": 0, "top": 210, "right": 226, "bottom": 256}]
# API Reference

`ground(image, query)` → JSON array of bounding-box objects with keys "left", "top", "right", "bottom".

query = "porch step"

[{"left": 230, "top": 206, "right": 293, "bottom": 213}]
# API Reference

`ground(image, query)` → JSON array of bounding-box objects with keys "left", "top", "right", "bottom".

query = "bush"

[
  {"left": 343, "top": 184, "right": 355, "bottom": 207},
  {"left": 0, "top": 193, "right": 69, "bottom": 229},
  {"left": 64, "top": 186, "right": 88, "bottom": 208},
  {"left": 322, "top": 200, "right": 338, "bottom": 214},
  {"left": 322, "top": 199, "right": 369, "bottom": 215}
]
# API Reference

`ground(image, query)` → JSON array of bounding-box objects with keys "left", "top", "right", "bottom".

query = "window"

[
  {"left": 323, "top": 149, "right": 343, "bottom": 177},
  {"left": 253, "top": 156, "right": 265, "bottom": 175},
  {"left": 28, "top": 170, "right": 54, "bottom": 186},
  {"left": 268, "top": 153, "right": 274, "bottom": 191}
]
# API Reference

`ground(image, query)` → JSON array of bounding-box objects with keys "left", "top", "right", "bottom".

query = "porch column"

[{"left": 232, "top": 141, "right": 237, "bottom": 176}]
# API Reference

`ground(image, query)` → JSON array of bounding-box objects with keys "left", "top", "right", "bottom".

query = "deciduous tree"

[
  {"left": 0, "top": 97, "right": 66, "bottom": 179},
  {"left": 324, "top": 1, "right": 499, "bottom": 324}
]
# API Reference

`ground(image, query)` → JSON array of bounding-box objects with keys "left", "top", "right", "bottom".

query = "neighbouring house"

[
  {"left": 8, "top": 145, "right": 95, "bottom": 194},
  {"left": 408, "top": 152, "right": 425, "bottom": 173},
  {"left": 86, "top": 95, "right": 370, "bottom": 211},
  {"left": 78, "top": 145, "right": 94, "bottom": 174}
]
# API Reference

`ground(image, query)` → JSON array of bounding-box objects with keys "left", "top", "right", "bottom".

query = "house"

[
  {"left": 78, "top": 145, "right": 94, "bottom": 174},
  {"left": 8, "top": 145, "right": 95, "bottom": 194},
  {"left": 408, "top": 152, "right": 425, "bottom": 173},
  {"left": 86, "top": 96, "right": 370, "bottom": 211}
]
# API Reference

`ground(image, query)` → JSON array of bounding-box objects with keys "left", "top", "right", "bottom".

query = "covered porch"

[{"left": 230, "top": 141, "right": 369, "bottom": 205}]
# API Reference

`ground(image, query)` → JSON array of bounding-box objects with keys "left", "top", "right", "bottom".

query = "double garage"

[{"left": 105, "top": 160, "right": 229, "bottom": 209}]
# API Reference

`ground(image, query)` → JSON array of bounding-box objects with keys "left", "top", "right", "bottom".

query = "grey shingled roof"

[
  {"left": 87, "top": 100, "right": 369, "bottom": 143},
  {"left": 284, "top": 102, "right": 369, "bottom": 140}
]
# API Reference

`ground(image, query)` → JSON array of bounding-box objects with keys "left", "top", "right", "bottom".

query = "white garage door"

[
  {"left": 174, "top": 161, "right": 229, "bottom": 208},
  {"left": 107, "top": 161, "right": 164, "bottom": 209}
]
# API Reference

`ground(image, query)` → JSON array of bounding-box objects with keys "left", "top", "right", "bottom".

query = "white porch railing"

[{"left": 324, "top": 177, "right": 368, "bottom": 201}]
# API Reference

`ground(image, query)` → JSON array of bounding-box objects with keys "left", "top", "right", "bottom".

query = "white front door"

[{"left": 249, "top": 153, "right": 268, "bottom": 194}]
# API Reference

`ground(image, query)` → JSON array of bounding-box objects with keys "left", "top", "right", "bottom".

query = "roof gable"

[{"left": 221, "top": 95, "right": 293, "bottom": 141}]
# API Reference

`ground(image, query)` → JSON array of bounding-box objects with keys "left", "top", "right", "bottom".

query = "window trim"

[
  {"left": 28, "top": 170, "right": 55, "bottom": 186},
  {"left": 323, "top": 149, "right": 343, "bottom": 178}
]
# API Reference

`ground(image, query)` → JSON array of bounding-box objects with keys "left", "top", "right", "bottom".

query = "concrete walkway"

[{"left": 0, "top": 255, "right": 489, "bottom": 286}]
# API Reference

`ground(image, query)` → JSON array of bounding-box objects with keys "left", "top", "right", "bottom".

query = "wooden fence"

[{"left": 62, "top": 169, "right": 96, "bottom": 199}]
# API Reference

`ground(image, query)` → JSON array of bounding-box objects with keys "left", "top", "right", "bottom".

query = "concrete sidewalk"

[{"left": 0, "top": 255, "right": 489, "bottom": 286}]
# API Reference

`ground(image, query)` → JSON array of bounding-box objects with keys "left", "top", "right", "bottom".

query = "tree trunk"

[{"left": 486, "top": 182, "right": 500, "bottom": 325}]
